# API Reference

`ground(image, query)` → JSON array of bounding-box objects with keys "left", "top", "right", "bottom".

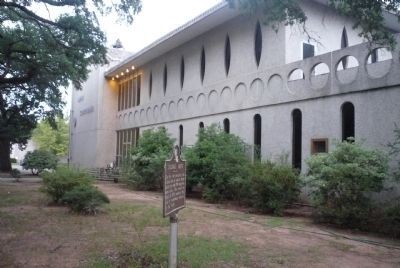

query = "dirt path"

[
  {"left": 1, "top": 180, "right": 400, "bottom": 267},
  {"left": 97, "top": 182, "right": 400, "bottom": 268}
]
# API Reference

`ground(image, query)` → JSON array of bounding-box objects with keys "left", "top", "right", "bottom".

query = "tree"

[
  {"left": 22, "top": 149, "right": 58, "bottom": 175},
  {"left": 228, "top": 0, "right": 400, "bottom": 49},
  {"left": 0, "top": 0, "right": 142, "bottom": 171},
  {"left": 32, "top": 117, "right": 69, "bottom": 157}
]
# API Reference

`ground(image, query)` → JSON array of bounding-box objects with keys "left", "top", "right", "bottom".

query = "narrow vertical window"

[
  {"left": 342, "top": 102, "right": 355, "bottom": 141},
  {"left": 223, "top": 118, "right": 230, "bottom": 134},
  {"left": 292, "top": 109, "right": 302, "bottom": 170},
  {"left": 179, "top": 125, "right": 183, "bottom": 148},
  {"left": 163, "top": 64, "right": 167, "bottom": 95},
  {"left": 137, "top": 75, "right": 141, "bottom": 106},
  {"left": 303, "top": 43, "right": 315, "bottom": 59},
  {"left": 341, "top": 27, "right": 349, "bottom": 68},
  {"left": 199, "top": 122, "right": 204, "bottom": 129},
  {"left": 118, "top": 84, "right": 122, "bottom": 111},
  {"left": 225, "top": 35, "right": 231, "bottom": 75},
  {"left": 200, "top": 47, "right": 206, "bottom": 83},
  {"left": 254, "top": 114, "right": 262, "bottom": 161},
  {"left": 254, "top": 21, "right": 262, "bottom": 67},
  {"left": 149, "top": 71, "right": 152, "bottom": 98},
  {"left": 128, "top": 79, "right": 132, "bottom": 108},
  {"left": 180, "top": 57, "right": 185, "bottom": 89}
]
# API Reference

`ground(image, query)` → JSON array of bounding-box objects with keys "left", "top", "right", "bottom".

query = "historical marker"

[{"left": 163, "top": 145, "right": 186, "bottom": 268}]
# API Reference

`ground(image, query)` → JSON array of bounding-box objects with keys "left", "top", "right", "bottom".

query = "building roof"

[{"left": 104, "top": 0, "right": 400, "bottom": 79}]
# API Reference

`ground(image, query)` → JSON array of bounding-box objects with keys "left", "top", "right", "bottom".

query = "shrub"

[
  {"left": 305, "top": 140, "right": 389, "bottom": 228},
  {"left": 381, "top": 201, "right": 400, "bottom": 237},
  {"left": 41, "top": 166, "right": 93, "bottom": 203},
  {"left": 184, "top": 125, "right": 251, "bottom": 202},
  {"left": 10, "top": 158, "right": 17, "bottom": 164},
  {"left": 250, "top": 161, "right": 300, "bottom": 215},
  {"left": 10, "top": 168, "right": 21, "bottom": 181},
  {"left": 62, "top": 184, "right": 110, "bottom": 214},
  {"left": 122, "top": 127, "right": 174, "bottom": 190},
  {"left": 22, "top": 150, "right": 58, "bottom": 175}
]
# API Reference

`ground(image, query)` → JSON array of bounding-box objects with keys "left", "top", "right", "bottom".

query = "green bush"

[
  {"left": 250, "top": 161, "right": 300, "bottom": 215},
  {"left": 122, "top": 127, "right": 174, "bottom": 190},
  {"left": 10, "top": 158, "right": 17, "bottom": 164},
  {"left": 10, "top": 168, "right": 21, "bottom": 181},
  {"left": 22, "top": 150, "right": 58, "bottom": 175},
  {"left": 381, "top": 202, "right": 400, "bottom": 237},
  {"left": 62, "top": 184, "right": 110, "bottom": 214},
  {"left": 41, "top": 166, "right": 93, "bottom": 203},
  {"left": 305, "top": 140, "right": 389, "bottom": 228},
  {"left": 184, "top": 125, "right": 251, "bottom": 202}
]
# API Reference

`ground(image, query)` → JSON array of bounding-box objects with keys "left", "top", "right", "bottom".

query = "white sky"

[{"left": 60, "top": 0, "right": 222, "bottom": 116}]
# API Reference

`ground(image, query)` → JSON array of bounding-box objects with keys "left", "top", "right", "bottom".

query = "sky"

[{"left": 59, "top": 0, "right": 222, "bottom": 115}]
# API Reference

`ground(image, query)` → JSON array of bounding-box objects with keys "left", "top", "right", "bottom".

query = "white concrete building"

[{"left": 69, "top": 0, "right": 400, "bottom": 178}]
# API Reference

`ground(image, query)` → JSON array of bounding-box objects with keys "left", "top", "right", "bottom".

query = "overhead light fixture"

[
  {"left": 131, "top": 66, "right": 135, "bottom": 70},
  {"left": 121, "top": 72, "right": 124, "bottom": 76},
  {"left": 112, "top": 77, "right": 115, "bottom": 80},
  {"left": 126, "top": 68, "right": 129, "bottom": 73},
  {"left": 116, "top": 75, "right": 119, "bottom": 78}
]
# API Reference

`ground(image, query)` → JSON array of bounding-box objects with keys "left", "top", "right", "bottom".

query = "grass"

[{"left": 88, "top": 235, "right": 248, "bottom": 268}]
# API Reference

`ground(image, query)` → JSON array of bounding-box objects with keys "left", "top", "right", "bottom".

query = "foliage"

[
  {"left": 228, "top": 0, "right": 400, "bottom": 49},
  {"left": 10, "top": 158, "right": 17, "bottom": 164},
  {"left": 381, "top": 201, "right": 400, "bottom": 237},
  {"left": 0, "top": 0, "right": 142, "bottom": 172},
  {"left": 10, "top": 169, "right": 21, "bottom": 181},
  {"left": 388, "top": 124, "right": 400, "bottom": 180},
  {"left": 32, "top": 117, "right": 69, "bottom": 157},
  {"left": 41, "top": 166, "right": 93, "bottom": 203},
  {"left": 184, "top": 125, "right": 251, "bottom": 202},
  {"left": 62, "top": 184, "right": 109, "bottom": 214},
  {"left": 250, "top": 161, "right": 300, "bottom": 215},
  {"left": 122, "top": 127, "right": 174, "bottom": 190},
  {"left": 22, "top": 150, "right": 58, "bottom": 175},
  {"left": 304, "top": 140, "right": 389, "bottom": 228}
]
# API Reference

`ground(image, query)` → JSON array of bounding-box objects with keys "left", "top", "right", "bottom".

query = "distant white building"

[
  {"left": 69, "top": 0, "right": 400, "bottom": 177},
  {"left": 11, "top": 140, "right": 36, "bottom": 164}
]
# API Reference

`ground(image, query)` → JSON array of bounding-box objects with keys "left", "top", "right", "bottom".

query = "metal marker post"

[{"left": 169, "top": 213, "right": 178, "bottom": 268}]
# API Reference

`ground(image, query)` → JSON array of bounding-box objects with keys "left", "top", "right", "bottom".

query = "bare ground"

[{"left": 1, "top": 179, "right": 400, "bottom": 267}]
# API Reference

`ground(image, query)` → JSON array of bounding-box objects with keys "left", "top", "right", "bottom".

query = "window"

[
  {"left": 303, "top": 43, "right": 315, "bottom": 59},
  {"left": 180, "top": 57, "right": 185, "bottom": 89},
  {"left": 117, "top": 74, "right": 141, "bottom": 111},
  {"left": 200, "top": 47, "right": 206, "bottom": 83},
  {"left": 223, "top": 118, "right": 230, "bottom": 134},
  {"left": 254, "top": 21, "right": 262, "bottom": 67},
  {"left": 311, "top": 139, "right": 328, "bottom": 154},
  {"left": 163, "top": 64, "right": 167, "bottom": 95},
  {"left": 292, "top": 109, "right": 302, "bottom": 170},
  {"left": 254, "top": 114, "right": 262, "bottom": 161},
  {"left": 225, "top": 35, "right": 231, "bottom": 75},
  {"left": 149, "top": 71, "right": 152, "bottom": 98},
  {"left": 341, "top": 27, "right": 349, "bottom": 68},
  {"left": 342, "top": 102, "right": 355, "bottom": 141},
  {"left": 116, "top": 127, "right": 139, "bottom": 166},
  {"left": 199, "top": 122, "right": 204, "bottom": 129},
  {"left": 179, "top": 125, "right": 183, "bottom": 148}
]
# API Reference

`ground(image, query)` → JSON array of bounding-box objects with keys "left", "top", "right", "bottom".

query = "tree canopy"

[
  {"left": 228, "top": 0, "right": 400, "bottom": 49},
  {"left": 0, "top": 0, "right": 141, "bottom": 171},
  {"left": 32, "top": 117, "right": 69, "bottom": 157}
]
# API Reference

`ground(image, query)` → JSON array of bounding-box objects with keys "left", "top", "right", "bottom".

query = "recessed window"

[
  {"left": 163, "top": 64, "right": 167, "bottom": 95},
  {"left": 340, "top": 27, "right": 349, "bottom": 68},
  {"left": 254, "top": 21, "right": 262, "bottom": 67},
  {"left": 199, "top": 122, "right": 204, "bottom": 129},
  {"left": 149, "top": 71, "right": 152, "bottom": 98},
  {"left": 292, "top": 109, "right": 302, "bottom": 170},
  {"left": 180, "top": 57, "right": 185, "bottom": 89},
  {"left": 223, "top": 118, "right": 230, "bottom": 134},
  {"left": 254, "top": 114, "right": 262, "bottom": 161},
  {"left": 303, "top": 43, "right": 315, "bottom": 59},
  {"left": 179, "top": 125, "right": 183, "bottom": 148},
  {"left": 342, "top": 102, "right": 355, "bottom": 141},
  {"left": 200, "top": 47, "right": 206, "bottom": 83},
  {"left": 311, "top": 139, "right": 328, "bottom": 154},
  {"left": 225, "top": 35, "right": 231, "bottom": 75}
]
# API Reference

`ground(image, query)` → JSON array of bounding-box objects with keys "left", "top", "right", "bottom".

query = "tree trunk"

[{"left": 0, "top": 138, "right": 12, "bottom": 172}]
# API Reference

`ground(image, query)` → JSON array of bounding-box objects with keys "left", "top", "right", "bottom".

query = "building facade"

[{"left": 70, "top": 0, "right": 400, "bottom": 186}]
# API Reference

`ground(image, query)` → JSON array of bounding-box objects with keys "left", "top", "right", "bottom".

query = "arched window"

[
  {"left": 180, "top": 56, "right": 185, "bottom": 89},
  {"left": 200, "top": 47, "right": 206, "bottom": 83},
  {"left": 225, "top": 35, "right": 231, "bottom": 76},
  {"left": 292, "top": 109, "right": 302, "bottom": 170},
  {"left": 149, "top": 71, "right": 152, "bottom": 98},
  {"left": 179, "top": 125, "right": 183, "bottom": 148},
  {"left": 254, "top": 21, "right": 262, "bottom": 67},
  {"left": 163, "top": 64, "right": 167, "bottom": 95},
  {"left": 199, "top": 122, "right": 204, "bottom": 129},
  {"left": 342, "top": 102, "right": 355, "bottom": 141},
  {"left": 223, "top": 118, "right": 230, "bottom": 134},
  {"left": 341, "top": 27, "right": 349, "bottom": 68},
  {"left": 254, "top": 114, "right": 262, "bottom": 161}
]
